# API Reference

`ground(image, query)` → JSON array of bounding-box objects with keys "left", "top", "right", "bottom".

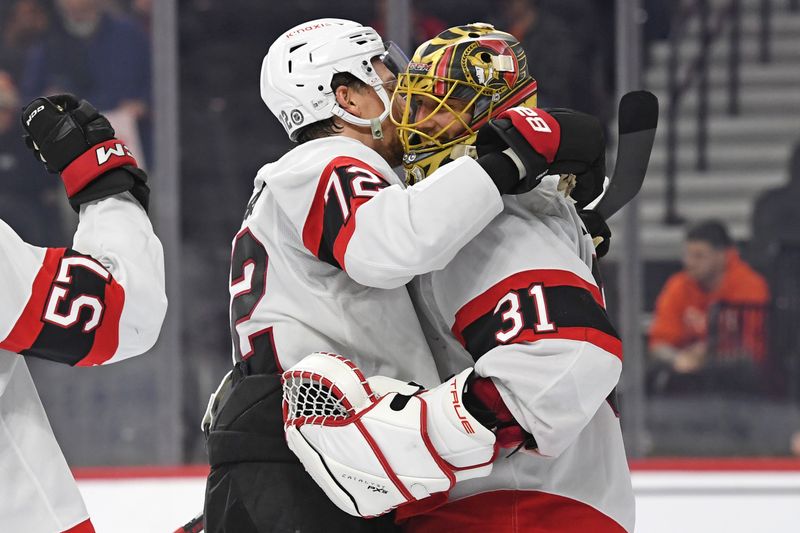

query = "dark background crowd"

[{"left": 1, "top": 0, "right": 799, "bottom": 464}]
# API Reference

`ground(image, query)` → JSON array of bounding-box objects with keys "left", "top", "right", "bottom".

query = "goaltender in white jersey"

[
  {"left": 0, "top": 95, "right": 166, "bottom": 533},
  {"left": 405, "top": 175, "right": 634, "bottom": 532},
  {"left": 398, "top": 26, "right": 634, "bottom": 532}
]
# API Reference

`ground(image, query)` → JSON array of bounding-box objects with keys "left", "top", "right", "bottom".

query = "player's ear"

[{"left": 334, "top": 85, "right": 362, "bottom": 117}]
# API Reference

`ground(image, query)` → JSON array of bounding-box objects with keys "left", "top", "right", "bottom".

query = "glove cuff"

[
  {"left": 464, "top": 375, "right": 537, "bottom": 451},
  {"left": 60, "top": 139, "right": 138, "bottom": 197},
  {"left": 476, "top": 151, "right": 521, "bottom": 194},
  {"left": 67, "top": 166, "right": 150, "bottom": 213},
  {"left": 423, "top": 368, "right": 497, "bottom": 473}
]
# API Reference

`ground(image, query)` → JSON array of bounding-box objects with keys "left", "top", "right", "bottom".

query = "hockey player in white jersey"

[
  {"left": 281, "top": 24, "right": 634, "bottom": 532},
  {"left": 201, "top": 18, "right": 608, "bottom": 533},
  {"left": 0, "top": 94, "right": 166, "bottom": 532}
]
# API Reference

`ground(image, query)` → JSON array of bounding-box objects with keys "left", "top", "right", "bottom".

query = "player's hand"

[
  {"left": 22, "top": 94, "right": 118, "bottom": 173},
  {"left": 476, "top": 107, "right": 605, "bottom": 204},
  {"left": 21, "top": 94, "right": 150, "bottom": 211},
  {"left": 579, "top": 209, "right": 611, "bottom": 257}
]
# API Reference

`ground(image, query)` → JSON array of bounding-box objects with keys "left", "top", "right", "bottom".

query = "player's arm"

[
  {"left": 295, "top": 153, "right": 503, "bottom": 289},
  {"left": 648, "top": 275, "right": 688, "bottom": 355},
  {"left": 0, "top": 95, "right": 166, "bottom": 366},
  {"left": 450, "top": 268, "right": 622, "bottom": 458},
  {"left": 295, "top": 115, "right": 602, "bottom": 289}
]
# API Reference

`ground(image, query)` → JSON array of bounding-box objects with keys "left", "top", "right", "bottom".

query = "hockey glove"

[
  {"left": 579, "top": 209, "right": 612, "bottom": 258},
  {"left": 282, "top": 352, "right": 497, "bottom": 518},
  {"left": 476, "top": 107, "right": 605, "bottom": 204},
  {"left": 21, "top": 94, "right": 150, "bottom": 211}
]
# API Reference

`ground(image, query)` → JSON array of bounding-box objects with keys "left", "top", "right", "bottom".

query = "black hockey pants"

[{"left": 203, "top": 358, "right": 399, "bottom": 533}]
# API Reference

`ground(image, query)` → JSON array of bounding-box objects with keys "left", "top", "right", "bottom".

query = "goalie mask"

[{"left": 391, "top": 23, "right": 538, "bottom": 183}]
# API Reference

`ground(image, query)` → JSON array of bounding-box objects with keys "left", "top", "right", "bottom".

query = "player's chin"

[{"left": 381, "top": 134, "right": 405, "bottom": 167}]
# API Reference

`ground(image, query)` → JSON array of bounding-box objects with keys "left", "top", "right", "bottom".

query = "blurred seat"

[
  {"left": 765, "top": 240, "right": 800, "bottom": 401},
  {"left": 702, "top": 301, "right": 769, "bottom": 394}
]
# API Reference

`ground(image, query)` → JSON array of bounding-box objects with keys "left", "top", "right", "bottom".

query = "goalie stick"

[
  {"left": 174, "top": 512, "right": 204, "bottom": 533},
  {"left": 173, "top": 91, "right": 659, "bottom": 533},
  {"left": 594, "top": 90, "right": 659, "bottom": 220}
]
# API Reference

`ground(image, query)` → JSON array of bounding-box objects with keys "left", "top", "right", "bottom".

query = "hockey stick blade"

[{"left": 594, "top": 90, "right": 659, "bottom": 220}]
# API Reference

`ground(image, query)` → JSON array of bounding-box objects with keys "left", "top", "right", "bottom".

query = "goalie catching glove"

[
  {"left": 21, "top": 93, "right": 150, "bottom": 211},
  {"left": 282, "top": 352, "right": 499, "bottom": 518}
]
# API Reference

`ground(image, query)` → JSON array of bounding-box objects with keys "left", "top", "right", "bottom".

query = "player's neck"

[{"left": 336, "top": 124, "right": 401, "bottom": 166}]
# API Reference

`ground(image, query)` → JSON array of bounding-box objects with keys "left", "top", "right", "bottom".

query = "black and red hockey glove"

[
  {"left": 579, "top": 208, "right": 612, "bottom": 258},
  {"left": 21, "top": 94, "right": 149, "bottom": 211},
  {"left": 476, "top": 106, "right": 605, "bottom": 207}
]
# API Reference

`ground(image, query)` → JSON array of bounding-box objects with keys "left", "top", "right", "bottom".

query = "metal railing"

[{"left": 663, "top": 0, "right": 775, "bottom": 224}]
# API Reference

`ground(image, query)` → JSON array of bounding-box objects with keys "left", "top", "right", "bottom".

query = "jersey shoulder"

[{"left": 257, "top": 137, "right": 401, "bottom": 191}]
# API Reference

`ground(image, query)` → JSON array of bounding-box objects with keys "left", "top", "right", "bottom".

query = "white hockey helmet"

[{"left": 261, "top": 18, "right": 407, "bottom": 141}]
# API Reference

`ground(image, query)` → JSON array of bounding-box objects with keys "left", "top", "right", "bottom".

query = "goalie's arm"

[
  {"left": 450, "top": 267, "right": 623, "bottom": 458},
  {"left": 470, "top": 340, "right": 621, "bottom": 458}
]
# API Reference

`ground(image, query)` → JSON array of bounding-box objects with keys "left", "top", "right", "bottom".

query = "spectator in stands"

[
  {"left": 0, "top": 0, "right": 51, "bottom": 78},
  {"left": 649, "top": 220, "right": 770, "bottom": 393},
  {"left": 748, "top": 143, "right": 800, "bottom": 397},
  {"left": 126, "top": 0, "right": 152, "bottom": 34},
  {"left": 0, "top": 70, "right": 60, "bottom": 245},
  {"left": 750, "top": 143, "right": 800, "bottom": 270},
  {"left": 21, "top": 0, "right": 151, "bottom": 163}
]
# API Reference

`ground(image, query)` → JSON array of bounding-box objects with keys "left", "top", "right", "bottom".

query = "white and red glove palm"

[{"left": 282, "top": 352, "right": 497, "bottom": 518}]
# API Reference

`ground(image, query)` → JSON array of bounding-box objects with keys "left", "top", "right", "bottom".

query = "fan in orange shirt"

[{"left": 649, "top": 220, "right": 769, "bottom": 381}]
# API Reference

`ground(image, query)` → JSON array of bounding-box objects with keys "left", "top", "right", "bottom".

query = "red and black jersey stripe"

[
  {"left": 0, "top": 248, "right": 125, "bottom": 366},
  {"left": 452, "top": 269, "right": 622, "bottom": 362},
  {"left": 302, "top": 157, "right": 390, "bottom": 271}
]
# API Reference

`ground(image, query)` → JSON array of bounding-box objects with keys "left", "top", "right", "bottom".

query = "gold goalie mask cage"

[{"left": 390, "top": 23, "right": 539, "bottom": 183}]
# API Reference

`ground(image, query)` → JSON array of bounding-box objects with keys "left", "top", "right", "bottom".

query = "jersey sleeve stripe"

[
  {"left": 451, "top": 269, "right": 620, "bottom": 361},
  {"left": 1, "top": 247, "right": 127, "bottom": 366},
  {"left": 0, "top": 247, "right": 65, "bottom": 353},
  {"left": 332, "top": 196, "right": 371, "bottom": 270},
  {"left": 301, "top": 160, "right": 333, "bottom": 260},
  {"left": 453, "top": 269, "right": 604, "bottom": 333},
  {"left": 75, "top": 280, "right": 125, "bottom": 366},
  {"left": 301, "top": 156, "right": 389, "bottom": 271}
]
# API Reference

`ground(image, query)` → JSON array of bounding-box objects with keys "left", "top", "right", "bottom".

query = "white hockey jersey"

[
  {"left": 407, "top": 176, "right": 635, "bottom": 532},
  {"left": 0, "top": 193, "right": 166, "bottom": 532},
  {"left": 229, "top": 136, "right": 503, "bottom": 383}
]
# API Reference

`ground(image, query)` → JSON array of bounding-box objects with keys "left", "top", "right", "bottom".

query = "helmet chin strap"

[{"left": 331, "top": 84, "right": 392, "bottom": 140}]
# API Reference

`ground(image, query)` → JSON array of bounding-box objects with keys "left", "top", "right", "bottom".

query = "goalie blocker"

[{"left": 282, "top": 352, "right": 532, "bottom": 518}]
